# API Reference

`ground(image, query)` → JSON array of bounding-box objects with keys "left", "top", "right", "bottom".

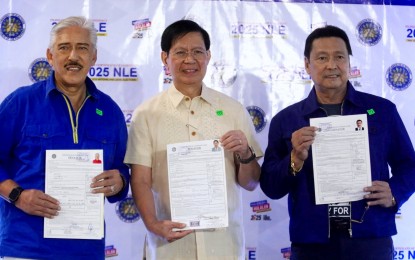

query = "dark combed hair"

[
  {"left": 161, "top": 19, "right": 210, "bottom": 53},
  {"left": 304, "top": 25, "right": 353, "bottom": 59}
]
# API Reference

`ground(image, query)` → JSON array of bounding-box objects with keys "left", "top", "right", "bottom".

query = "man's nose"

[
  {"left": 183, "top": 52, "right": 196, "bottom": 62},
  {"left": 327, "top": 57, "right": 337, "bottom": 68},
  {"left": 68, "top": 48, "right": 79, "bottom": 60}
]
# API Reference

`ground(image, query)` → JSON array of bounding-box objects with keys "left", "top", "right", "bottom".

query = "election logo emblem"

[
  {"left": 105, "top": 245, "right": 118, "bottom": 257},
  {"left": 247, "top": 106, "right": 266, "bottom": 133},
  {"left": 356, "top": 19, "right": 382, "bottom": 46},
  {"left": 115, "top": 196, "right": 140, "bottom": 223},
  {"left": 1, "top": 13, "right": 26, "bottom": 41},
  {"left": 132, "top": 18, "right": 152, "bottom": 39},
  {"left": 28, "top": 58, "right": 52, "bottom": 82},
  {"left": 385, "top": 63, "right": 412, "bottom": 91},
  {"left": 211, "top": 61, "right": 237, "bottom": 88}
]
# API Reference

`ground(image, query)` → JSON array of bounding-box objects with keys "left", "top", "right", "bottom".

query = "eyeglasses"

[
  {"left": 313, "top": 55, "right": 349, "bottom": 65},
  {"left": 170, "top": 49, "right": 208, "bottom": 60},
  {"left": 351, "top": 204, "right": 370, "bottom": 224}
]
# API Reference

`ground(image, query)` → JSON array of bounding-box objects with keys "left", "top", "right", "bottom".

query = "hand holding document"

[
  {"left": 167, "top": 140, "right": 228, "bottom": 230},
  {"left": 310, "top": 114, "right": 371, "bottom": 205},
  {"left": 44, "top": 150, "right": 104, "bottom": 239}
]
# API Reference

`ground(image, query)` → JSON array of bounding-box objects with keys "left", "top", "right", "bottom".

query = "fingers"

[
  {"left": 220, "top": 130, "right": 248, "bottom": 154},
  {"left": 16, "top": 189, "right": 60, "bottom": 218},
  {"left": 163, "top": 222, "right": 193, "bottom": 243},
  {"left": 167, "top": 229, "right": 194, "bottom": 243},
  {"left": 292, "top": 127, "right": 317, "bottom": 149},
  {"left": 90, "top": 170, "right": 123, "bottom": 196},
  {"left": 291, "top": 127, "right": 317, "bottom": 161},
  {"left": 149, "top": 220, "right": 193, "bottom": 243},
  {"left": 363, "top": 181, "right": 394, "bottom": 207}
]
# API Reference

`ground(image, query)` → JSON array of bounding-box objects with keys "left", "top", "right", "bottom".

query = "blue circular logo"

[
  {"left": 115, "top": 196, "right": 140, "bottom": 223},
  {"left": 247, "top": 106, "right": 267, "bottom": 133},
  {"left": 1, "top": 13, "right": 26, "bottom": 41},
  {"left": 28, "top": 58, "right": 52, "bottom": 82},
  {"left": 385, "top": 63, "right": 412, "bottom": 91},
  {"left": 356, "top": 19, "right": 382, "bottom": 46}
]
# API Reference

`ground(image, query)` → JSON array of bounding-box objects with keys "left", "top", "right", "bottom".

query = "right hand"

[
  {"left": 291, "top": 126, "right": 318, "bottom": 162},
  {"left": 15, "top": 189, "right": 60, "bottom": 218},
  {"left": 148, "top": 220, "right": 193, "bottom": 243}
]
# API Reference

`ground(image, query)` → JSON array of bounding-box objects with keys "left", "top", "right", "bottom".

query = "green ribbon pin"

[{"left": 367, "top": 109, "right": 375, "bottom": 115}]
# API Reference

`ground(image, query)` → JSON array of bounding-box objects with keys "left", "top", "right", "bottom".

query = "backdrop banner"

[{"left": 1, "top": 1, "right": 414, "bottom": 259}]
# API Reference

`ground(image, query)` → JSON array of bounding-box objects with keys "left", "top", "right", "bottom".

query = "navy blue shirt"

[
  {"left": 260, "top": 82, "right": 415, "bottom": 243},
  {"left": 0, "top": 73, "right": 130, "bottom": 259}
]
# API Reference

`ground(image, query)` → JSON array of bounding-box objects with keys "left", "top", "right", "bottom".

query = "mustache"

[{"left": 64, "top": 62, "right": 83, "bottom": 69}]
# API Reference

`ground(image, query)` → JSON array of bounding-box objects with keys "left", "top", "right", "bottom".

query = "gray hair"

[{"left": 49, "top": 16, "right": 97, "bottom": 50}]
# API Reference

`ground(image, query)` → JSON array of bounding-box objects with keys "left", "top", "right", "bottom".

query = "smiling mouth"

[
  {"left": 183, "top": 69, "right": 197, "bottom": 73},
  {"left": 65, "top": 64, "right": 83, "bottom": 71},
  {"left": 326, "top": 74, "right": 339, "bottom": 78}
]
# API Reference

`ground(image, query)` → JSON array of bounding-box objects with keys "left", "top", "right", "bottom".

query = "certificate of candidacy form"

[
  {"left": 310, "top": 114, "right": 371, "bottom": 205},
  {"left": 167, "top": 140, "right": 228, "bottom": 230},
  {"left": 44, "top": 150, "right": 104, "bottom": 239}
]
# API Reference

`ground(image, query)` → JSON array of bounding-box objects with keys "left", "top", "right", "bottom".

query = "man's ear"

[
  {"left": 161, "top": 51, "right": 168, "bottom": 66},
  {"left": 206, "top": 50, "right": 211, "bottom": 62},
  {"left": 46, "top": 48, "right": 53, "bottom": 67},
  {"left": 92, "top": 49, "right": 98, "bottom": 65},
  {"left": 304, "top": 57, "right": 310, "bottom": 74}
]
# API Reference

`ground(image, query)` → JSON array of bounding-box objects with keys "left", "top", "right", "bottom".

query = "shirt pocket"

[
  {"left": 367, "top": 119, "right": 389, "bottom": 180},
  {"left": 85, "top": 131, "right": 118, "bottom": 169},
  {"left": 17, "top": 125, "right": 67, "bottom": 168},
  {"left": 22, "top": 124, "right": 66, "bottom": 150}
]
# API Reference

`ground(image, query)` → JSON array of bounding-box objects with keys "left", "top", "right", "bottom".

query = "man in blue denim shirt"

[
  {"left": 0, "top": 16, "right": 129, "bottom": 260},
  {"left": 260, "top": 25, "right": 415, "bottom": 260}
]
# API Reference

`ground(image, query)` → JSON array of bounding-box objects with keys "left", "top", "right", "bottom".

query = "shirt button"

[
  {"left": 185, "top": 97, "right": 190, "bottom": 101},
  {"left": 190, "top": 110, "right": 194, "bottom": 115},
  {"left": 191, "top": 131, "right": 196, "bottom": 136}
]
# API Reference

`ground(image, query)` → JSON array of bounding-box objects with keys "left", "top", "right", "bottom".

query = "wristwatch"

[
  {"left": 8, "top": 186, "right": 24, "bottom": 204},
  {"left": 237, "top": 146, "right": 256, "bottom": 164}
]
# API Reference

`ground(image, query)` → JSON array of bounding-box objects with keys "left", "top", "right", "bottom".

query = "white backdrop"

[{"left": 1, "top": 0, "right": 415, "bottom": 259}]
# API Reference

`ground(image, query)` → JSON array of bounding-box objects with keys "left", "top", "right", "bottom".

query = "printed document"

[
  {"left": 310, "top": 114, "right": 371, "bottom": 205},
  {"left": 44, "top": 150, "right": 104, "bottom": 239},
  {"left": 167, "top": 140, "right": 228, "bottom": 230}
]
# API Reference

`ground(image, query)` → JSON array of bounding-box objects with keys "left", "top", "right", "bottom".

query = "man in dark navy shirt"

[{"left": 260, "top": 25, "right": 415, "bottom": 260}]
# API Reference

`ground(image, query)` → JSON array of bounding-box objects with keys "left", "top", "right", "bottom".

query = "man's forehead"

[
  {"left": 55, "top": 27, "right": 91, "bottom": 42},
  {"left": 56, "top": 42, "right": 90, "bottom": 46},
  {"left": 171, "top": 32, "right": 205, "bottom": 48},
  {"left": 311, "top": 38, "right": 348, "bottom": 52}
]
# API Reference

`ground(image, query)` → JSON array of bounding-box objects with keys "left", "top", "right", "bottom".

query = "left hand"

[
  {"left": 90, "top": 169, "right": 124, "bottom": 197},
  {"left": 363, "top": 181, "right": 395, "bottom": 208},
  {"left": 220, "top": 130, "right": 250, "bottom": 159}
]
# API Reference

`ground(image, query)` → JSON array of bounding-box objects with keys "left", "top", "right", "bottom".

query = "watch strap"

[
  {"left": 9, "top": 186, "right": 24, "bottom": 204},
  {"left": 236, "top": 146, "right": 256, "bottom": 164}
]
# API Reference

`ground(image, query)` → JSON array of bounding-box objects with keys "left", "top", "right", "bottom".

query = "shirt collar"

[
  {"left": 45, "top": 71, "right": 100, "bottom": 99},
  {"left": 302, "top": 81, "right": 363, "bottom": 116},
  {"left": 168, "top": 83, "right": 216, "bottom": 108}
]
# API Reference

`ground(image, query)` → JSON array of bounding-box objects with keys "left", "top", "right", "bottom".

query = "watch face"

[{"left": 9, "top": 187, "right": 23, "bottom": 203}]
